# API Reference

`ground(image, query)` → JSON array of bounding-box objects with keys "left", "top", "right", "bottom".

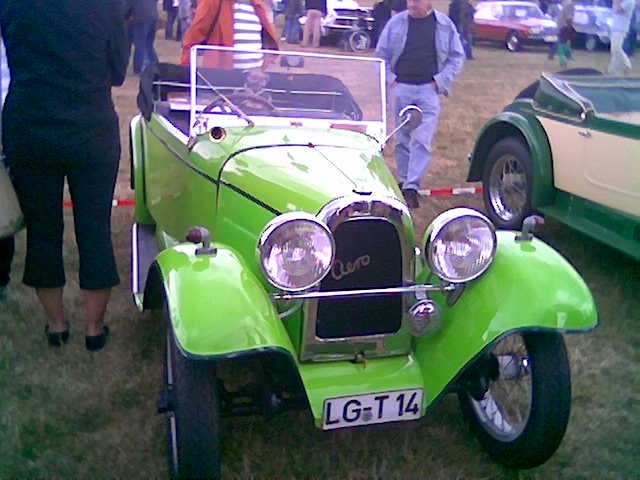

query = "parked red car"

[{"left": 474, "top": 1, "right": 558, "bottom": 51}]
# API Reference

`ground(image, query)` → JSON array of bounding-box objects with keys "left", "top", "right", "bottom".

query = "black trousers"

[
  {"left": 11, "top": 158, "right": 120, "bottom": 290},
  {"left": 0, "top": 236, "right": 14, "bottom": 288}
]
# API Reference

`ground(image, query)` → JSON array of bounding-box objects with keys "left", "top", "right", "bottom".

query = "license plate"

[
  {"left": 544, "top": 35, "right": 557, "bottom": 42},
  {"left": 322, "top": 389, "right": 423, "bottom": 430}
]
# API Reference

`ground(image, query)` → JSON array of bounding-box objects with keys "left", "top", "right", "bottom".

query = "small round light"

[
  {"left": 258, "top": 213, "right": 335, "bottom": 291},
  {"left": 425, "top": 208, "right": 497, "bottom": 283}
]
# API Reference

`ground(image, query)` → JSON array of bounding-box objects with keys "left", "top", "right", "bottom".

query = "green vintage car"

[
  {"left": 468, "top": 71, "right": 640, "bottom": 260},
  {"left": 130, "top": 47, "right": 597, "bottom": 479}
]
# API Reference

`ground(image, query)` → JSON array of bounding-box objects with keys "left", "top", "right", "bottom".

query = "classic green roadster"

[
  {"left": 468, "top": 71, "right": 640, "bottom": 260},
  {"left": 130, "top": 47, "right": 597, "bottom": 478}
]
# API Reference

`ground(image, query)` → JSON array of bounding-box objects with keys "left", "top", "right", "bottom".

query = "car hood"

[{"left": 213, "top": 127, "right": 400, "bottom": 214}]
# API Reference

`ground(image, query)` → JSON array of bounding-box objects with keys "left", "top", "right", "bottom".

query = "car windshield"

[
  {"left": 503, "top": 4, "right": 545, "bottom": 19},
  {"left": 185, "top": 46, "right": 386, "bottom": 139}
]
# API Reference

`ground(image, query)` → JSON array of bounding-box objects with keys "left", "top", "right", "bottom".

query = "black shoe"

[
  {"left": 45, "top": 324, "right": 70, "bottom": 346},
  {"left": 402, "top": 188, "right": 420, "bottom": 209},
  {"left": 86, "top": 326, "right": 110, "bottom": 352}
]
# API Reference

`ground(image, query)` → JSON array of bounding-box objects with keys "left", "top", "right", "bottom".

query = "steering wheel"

[{"left": 202, "top": 92, "right": 275, "bottom": 115}]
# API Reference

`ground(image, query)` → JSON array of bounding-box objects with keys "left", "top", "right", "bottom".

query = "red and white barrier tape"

[
  {"left": 62, "top": 199, "right": 136, "bottom": 208},
  {"left": 418, "top": 186, "right": 483, "bottom": 197},
  {"left": 61, "top": 187, "right": 482, "bottom": 208}
]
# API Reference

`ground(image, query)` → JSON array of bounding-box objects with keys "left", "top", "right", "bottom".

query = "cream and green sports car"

[{"left": 469, "top": 71, "right": 640, "bottom": 260}]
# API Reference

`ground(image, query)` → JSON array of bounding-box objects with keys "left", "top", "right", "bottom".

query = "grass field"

[{"left": 1, "top": 10, "right": 639, "bottom": 479}]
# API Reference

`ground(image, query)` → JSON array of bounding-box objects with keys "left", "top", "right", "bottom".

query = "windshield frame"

[{"left": 187, "top": 45, "right": 387, "bottom": 140}]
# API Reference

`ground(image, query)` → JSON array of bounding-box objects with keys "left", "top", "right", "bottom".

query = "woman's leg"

[
  {"left": 66, "top": 153, "right": 119, "bottom": 336},
  {"left": 301, "top": 10, "right": 312, "bottom": 46},
  {"left": 11, "top": 160, "right": 68, "bottom": 330},
  {"left": 36, "top": 288, "right": 66, "bottom": 332}
]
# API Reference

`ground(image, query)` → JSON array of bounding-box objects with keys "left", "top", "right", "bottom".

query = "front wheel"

[
  {"left": 458, "top": 331, "right": 571, "bottom": 468},
  {"left": 164, "top": 307, "right": 221, "bottom": 479},
  {"left": 505, "top": 31, "right": 522, "bottom": 51},
  {"left": 482, "top": 137, "right": 533, "bottom": 230},
  {"left": 584, "top": 34, "right": 599, "bottom": 51}
]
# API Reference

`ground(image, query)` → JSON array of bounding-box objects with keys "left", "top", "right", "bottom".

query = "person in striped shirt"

[{"left": 180, "top": 0, "right": 279, "bottom": 68}]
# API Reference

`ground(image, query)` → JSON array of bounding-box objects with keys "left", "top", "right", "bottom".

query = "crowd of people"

[{"left": 0, "top": 0, "right": 637, "bottom": 351}]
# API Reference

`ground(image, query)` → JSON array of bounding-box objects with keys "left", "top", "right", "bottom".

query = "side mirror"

[
  {"left": 398, "top": 105, "right": 423, "bottom": 131},
  {"left": 381, "top": 105, "right": 424, "bottom": 148}
]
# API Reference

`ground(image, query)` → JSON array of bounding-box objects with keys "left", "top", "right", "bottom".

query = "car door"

[{"left": 537, "top": 115, "right": 640, "bottom": 217}]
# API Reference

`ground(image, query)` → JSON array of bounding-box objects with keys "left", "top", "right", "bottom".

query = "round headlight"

[
  {"left": 425, "top": 208, "right": 497, "bottom": 284},
  {"left": 258, "top": 213, "right": 335, "bottom": 292}
]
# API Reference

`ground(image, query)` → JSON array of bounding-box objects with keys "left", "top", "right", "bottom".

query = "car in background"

[
  {"left": 468, "top": 71, "right": 640, "bottom": 260},
  {"left": 299, "top": 0, "right": 375, "bottom": 51},
  {"left": 474, "top": 1, "right": 558, "bottom": 51},
  {"left": 572, "top": 0, "right": 613, "bottom": 50}
]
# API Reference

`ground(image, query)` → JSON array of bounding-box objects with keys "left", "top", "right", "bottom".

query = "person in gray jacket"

[{"left": 375, "top": 0, "right": 464, "bottom": 208}]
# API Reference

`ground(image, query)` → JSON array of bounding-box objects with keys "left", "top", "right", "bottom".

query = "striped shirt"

[{"left": 233, "top": 0, "right": 264, "bottom": 69}]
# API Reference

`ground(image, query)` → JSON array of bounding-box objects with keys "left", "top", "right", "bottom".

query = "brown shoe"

[{"left": 402, "top": 188, "right": 420, "bottom": 209}]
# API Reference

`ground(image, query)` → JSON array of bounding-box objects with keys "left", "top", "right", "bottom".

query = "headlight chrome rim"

[
  {"left": 258, "top": 212, "right": 335, "bottom": 292},
  {"left": 426, "top": 208, "right": 497, "bottom": 284}
]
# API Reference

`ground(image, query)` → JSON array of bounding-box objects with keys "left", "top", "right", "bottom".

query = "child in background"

[{"left": 557, "top": 19, "right": 576, "bottom": 68}]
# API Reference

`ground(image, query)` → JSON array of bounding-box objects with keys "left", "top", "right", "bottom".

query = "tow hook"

[{"left": 157, "top": 387, "right": 175, "bottom": 414}]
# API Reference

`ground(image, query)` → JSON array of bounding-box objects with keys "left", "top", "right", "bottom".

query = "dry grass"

[{"left": 0, "top": 11, "right": 639, "bottom": 479}]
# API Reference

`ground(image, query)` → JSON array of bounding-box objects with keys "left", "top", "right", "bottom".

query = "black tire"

[
  {"left": 458, "top": 331, "right": 571, "bottom": 469},
  {"left": 481, "top": 137, "right": 533, "bottom": 230},
  {"left": 505, "top": 31, "right": 521, "bottom": 51},
  {"left": 164, "top": 306, "right": 221, "bottom": 479},
  {"left": 584, "top": 34, "right": 598, "bottom": 51},
  {"left": 348, "top": 30, "right": 371, "bottom": 52}
]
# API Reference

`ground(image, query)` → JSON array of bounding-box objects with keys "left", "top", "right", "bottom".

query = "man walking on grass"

[{"left": 375, "top": 0, "right": 464, "bottom": 209}]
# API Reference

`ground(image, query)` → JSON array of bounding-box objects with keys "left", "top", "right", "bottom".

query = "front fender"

[
  {"left": 467, "top": 108, "right": 555, "bottom": 208},
  {"left": 415, "top": 230, "right": 598, "bottom": 406},
  {"left": 153, "top": 243, "right": 296, "bottom": 358}
]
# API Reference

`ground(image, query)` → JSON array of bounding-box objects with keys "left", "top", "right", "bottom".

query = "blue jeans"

[
  {"left": 392, "top": 82, "right": 441, "bottom": 191},
  {"left": 284, "top": 16, "right": 301, "bottom": 43},
  {"left": 132, "top": 20, "right": 159, "bottom": 74}
]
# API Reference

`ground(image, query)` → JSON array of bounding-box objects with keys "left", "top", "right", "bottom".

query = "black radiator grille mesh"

[{"left": 315, "top": 219, "right": 403, "bottom": 339}]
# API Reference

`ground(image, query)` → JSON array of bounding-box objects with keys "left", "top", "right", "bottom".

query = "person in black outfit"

[
  {"left": 449, "top": 0, "right": 475, "bottom": 59},
  {"left": 0, "top": 0, "right": 129, "bottom": 351},
  {"left": 372, "top": 0, "right": 392, "bottom": 46},
  {"left": 0, "top": 32, "right": 12, "bottom": 302}
]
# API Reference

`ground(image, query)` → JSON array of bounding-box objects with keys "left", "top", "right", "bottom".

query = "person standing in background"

[
  {"left": 0, "top": 0, "right": 129, "bottom": 350},
  {"left": 548, "top": 0, "right": 574, "bottom": 60},
  {"left": 283, "top": 0, "right": 303, "bottom": 43},
  {"left": 0, "top": 30, "right": 13, "bottom": 302},
  {"left": 376, "top": 0, "right": 464, "bottom": 209},
  {"left": 127, "top": 0, "right": 159, "bottom": 74},
  {"left": 163, "top": 0, "right": 180, "bottom": 39},
  {"left": 180, "top": 0, "right": 279, "bottom": 67},
  {"left": 391, "top": 0, "right": 407, "bottom": 14},
  {"left": 449, "top": 0, "right": 475, "bottom": 59},
  {"left": 301, "top": 0, "right": 326, "bottom": 48},
  {"left": 609, "top": 0, "right": 635, "bottom": 74},
  {"left": 177, "top": 0, "right": 195, "bottom": 42},
  {"left": 622, "top": 2, "right": 638, "bottom": 56}
]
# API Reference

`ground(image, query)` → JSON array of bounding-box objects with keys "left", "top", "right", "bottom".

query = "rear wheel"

[
  {"left": 482, "top": 137, "right": 533, "bottom": 230},
  {"left": 458, "top": 331, "right": 571, "bottom": 468},
  {"left": 506, "top": 31, "right": 521, "bottom": 51},
  {"left": 349, "top": 30, "right": 371, "bottom": 52},
  {"left": 164, "top": 306, "right": 221, "bottom": 479}
]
